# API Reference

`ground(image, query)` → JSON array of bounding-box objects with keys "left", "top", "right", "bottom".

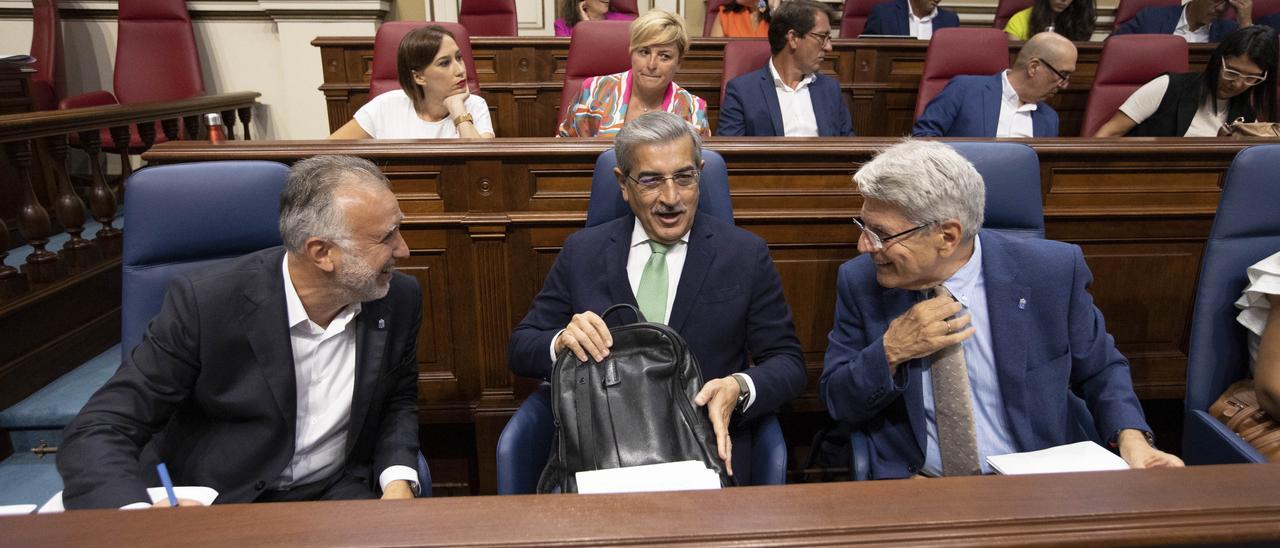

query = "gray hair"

[
  {"left": 614, "top": 111, "right": 703, "bottom": 176},
  {"left": 279, "top": 155, "right": 390, "bottom": 254},
  {"left": 854, "top": 140, "right": 985, "bottom": 240}
]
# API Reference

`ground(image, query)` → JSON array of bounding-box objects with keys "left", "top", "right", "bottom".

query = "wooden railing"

[{"left": 0, "top": 91, "right": 260, "bottom": 410}]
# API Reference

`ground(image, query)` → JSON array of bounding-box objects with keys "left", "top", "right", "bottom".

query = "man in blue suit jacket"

[
  {"left": 1113, "top": 0, "right": 1246, "bottom": 43},
  {"left": 820, "top": 141, "right": 1183, "bottom": 479},
  {"left": 717, "top": 0, "right": 853, "bottom": 136},
  {"left": 510, "top": 112, "right": 807, "bottom": 480},
  {"left": 861, "top": 0, "right": 960, "bottom": 38},
  {"left": 913, "top": 32, "right": 1074, "bottom": 138}
]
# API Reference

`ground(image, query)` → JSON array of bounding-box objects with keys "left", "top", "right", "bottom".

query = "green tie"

[{"left": 636, "top": 240, "right": 672, "bottom": 324}]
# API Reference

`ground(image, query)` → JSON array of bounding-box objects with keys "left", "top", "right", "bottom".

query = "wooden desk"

[
  {"left": 144, "top": 136, "right": 1248, "bottom": 492},
  {"left": 7, "top": 464, "right": 1279, "bottom": 546},
  {"left": 312, "top": 37, "right": 1218, "bottom": 139}
]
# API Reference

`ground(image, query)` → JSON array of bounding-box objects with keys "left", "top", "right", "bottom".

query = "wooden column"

[
  {"left": 237, "top": 107, "right": 254, "bottom": 140},
  {"left": 107, "top": 125, "right": 133, "bottom": 202},
  {"left": 47, "top": 135, "right": 100, "bottom": 273},
  {"left": 161, "top": 119, "right": 180, "bottom": 141},
  {"left": 221, "top": 110, "right": 237, "bottom": 140},
  {"left": 183, "top": 116, "right": 200, "bottom": 140},
  {"left": 0, "top": 215, "right": 27, "bottom": 299},
  {"left": 5, "top": 140, "right": 61, "bottom": 285},
  {"left": 79, "top": 129, "right": 122, "bottom": 258}
]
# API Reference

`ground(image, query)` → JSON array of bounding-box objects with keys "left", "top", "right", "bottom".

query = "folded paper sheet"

[
  {"left": 988, "top": 441, "right": 1129, "bottom": 475},
  {"left": 576, "top": 460, "right": 722, "bottom": 494}
]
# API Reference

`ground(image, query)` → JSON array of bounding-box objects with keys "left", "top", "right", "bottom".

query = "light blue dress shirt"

[{"left": 920, "top": 236, "right": 1019, "bottom": 476}]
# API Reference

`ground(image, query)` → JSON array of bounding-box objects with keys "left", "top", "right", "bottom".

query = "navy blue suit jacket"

[
  {"left": 819, "top": 231, "right": 1150, "bottom": 479},
  {"left": 861, "top": 0, "right": 961, "bottom": 36},
  {"left": 912, "top": 73, "right": 1059, "bottom": 137},
  {"left": 1258, "top": 12, "right": 1280, "bottom": 32},
  {"left": 717, "top": 66, "right": 854, "bottom": 136},
  {"left": 1113, "top": 5, "right": 1238, "bottom": 41}
]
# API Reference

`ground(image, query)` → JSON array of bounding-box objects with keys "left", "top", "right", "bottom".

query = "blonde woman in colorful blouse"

[{"left": 557, "top": 10, "right": 710, "bottom": 137}]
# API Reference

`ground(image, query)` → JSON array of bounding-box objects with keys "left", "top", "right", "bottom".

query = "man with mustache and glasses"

[
  {"left": 59, "top": 155, "right": 423, "bottom": 508},
  {"left": 510, "top": 112, "right": 806, "bottom": 481}
]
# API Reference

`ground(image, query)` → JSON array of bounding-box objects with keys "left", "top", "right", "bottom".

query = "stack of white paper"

[
  {"left": 38, "top": 486, "right": 219, "bottom": 513},
  {"left": 987, "top": 441, "right": 1129, "bottom": 475},
  {"left": 0, "top": 504, "right": 37, "bottom": 516},
  {"left": 576, "top": 460, "right": 722, "bottom": 494}
]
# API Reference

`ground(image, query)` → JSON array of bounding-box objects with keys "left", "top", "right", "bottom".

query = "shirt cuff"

[
  {"left": 120, "top": 502, "right": 153, "bottom": 510},
  {"left": 379, "top": 465, "right": 420, "bottom": 496},
  {"left": 732, "top": 372, "right": 758, "bottom": 411},
  {"left": 549, "top": 329, "right": 566, "bottom": 362}
]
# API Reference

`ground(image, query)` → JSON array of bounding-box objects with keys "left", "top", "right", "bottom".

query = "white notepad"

[
  {"left": 987, "top": 441, "right": 1129, "bottom": 475},
  {"left": 38, "top": 486, "right": 219, "bottom": 513},
  {"left": 576, "top": 460, "right": 722, "bottom": 494}
]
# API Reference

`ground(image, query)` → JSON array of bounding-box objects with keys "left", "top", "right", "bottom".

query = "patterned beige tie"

[{"left": 931, "top": 285, "right": 981, "bottom": 476}]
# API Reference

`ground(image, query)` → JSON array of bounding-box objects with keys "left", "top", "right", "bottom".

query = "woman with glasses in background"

[{"left": 1095, "top": 25, "right": 1277, "bottom": 137}]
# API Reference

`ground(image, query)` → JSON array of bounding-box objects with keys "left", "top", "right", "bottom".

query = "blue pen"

[{"left": 156, "top": 463, "right": 178, "bottom": 507}]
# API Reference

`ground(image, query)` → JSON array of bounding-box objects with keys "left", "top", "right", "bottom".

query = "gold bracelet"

[{"left": 453, "top": 113, "right": 474, "bottom": 127}]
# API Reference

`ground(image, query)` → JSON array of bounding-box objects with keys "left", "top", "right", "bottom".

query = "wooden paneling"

[
  {"left": 144, "top": 137, "right": 1254, "bottom": 491},
  {"left": 311, "top": 37, "right": 1219, "bottom": 138}
]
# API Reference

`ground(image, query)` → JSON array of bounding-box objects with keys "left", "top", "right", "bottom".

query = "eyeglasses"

[
  {"left": 852, "top": 217, "right": 934, "bottom": 251},
  {"left": 1221, "top": 58, "right": 1268, "bottom": 86},
  {"left": 626, "top": 169, "right": 700, "bottom": 191},
  {"left": 1038, "top": 58, "right": 1072, "bottom": 86},
  {"left": 806, "top": 32, "right": 833, "bottom": 45}
]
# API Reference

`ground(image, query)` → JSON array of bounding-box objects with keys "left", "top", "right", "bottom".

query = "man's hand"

[
  {"left": 380, "top": 480, "right": 415, "bottom": 500},
  {"left": 1230, "top": 0, "right": 1253, "bottom": 25},
  {"left": 882, "top": 294, "right": 975, "bottom": 369},
  {"left": 694, "top": 376, "right": 740, "bottom": 476},
  {"left": 553, "top": 311, "right": 613, "bottom": 362},
  {"left": 1117, "top": 429, "right": 1185, "bottom": 469}
]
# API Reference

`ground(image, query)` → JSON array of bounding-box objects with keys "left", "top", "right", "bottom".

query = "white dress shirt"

[
  {"left": 996, "top": 70, "right": 1037, "bottom": 138},
  {"left": 768, "top": 60, "right": 820, "bottom": 137},
  {"left": 1118, "top": 74, "right": 1230, "bottom": 136},
  {"left": 909, "top": 7, "right": 939, "bottom": 39},
  {"left": 1173, "top": 6, "right": 1211, "bottom": 43}
]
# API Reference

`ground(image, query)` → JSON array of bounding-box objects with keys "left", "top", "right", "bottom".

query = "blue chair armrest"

[
  {"left": 749, "top": 414, "right": 787, "bottom": 485},
  {"left": 1182, "top": 410, "right": 1267, "bottom": 465}
]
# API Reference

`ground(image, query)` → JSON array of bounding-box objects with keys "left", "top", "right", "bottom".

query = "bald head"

[
  {"left": 1008, "top": 32, "right": 1077, "bottom": 104},
  {"left": 1014, "top": 32, "right": 1076, "bottom": 69}
]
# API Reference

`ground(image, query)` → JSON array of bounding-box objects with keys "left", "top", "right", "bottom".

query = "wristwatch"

[
  {"left": 732, "top": 373, "right": 751, "bottom": 412},
  {"left": 452, "top": 113, "right": 474, "bottom": 127}
]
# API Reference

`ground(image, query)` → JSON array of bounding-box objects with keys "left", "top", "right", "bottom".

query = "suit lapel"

[
  {"left": 881, "top": 285, "right": 929, "bottom": 453},
  {"left": 891, "top": 0, "right": 910, "bottom": 35},
  {"left": 668, "top": 216, "right": 713, "bottom": 332},
  {"left": 606, "top": 218, "right": 639, "bottom": 319},
  {"left": 243, "top": 249, "right": 298, "bottom": 428},
  {"left": 760, "top": 70, "right": 786, "bottom": 136},
  {"left": 979, "top": 232, "right": 1035, "bottom": 451},
  {"left": 983, "top": 75, "right": 1001, "bottom": 137},
  {"left": 346, "top": 298, "right": 388, "bottom": 454}
]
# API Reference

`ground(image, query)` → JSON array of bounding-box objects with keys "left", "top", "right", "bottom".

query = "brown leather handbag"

[
  {"left": 1209, "top": 379, "right": 1280, "bottom": 461},
  {"left": 1218, "top": 118, "right": 1280, "bottom": 138}
]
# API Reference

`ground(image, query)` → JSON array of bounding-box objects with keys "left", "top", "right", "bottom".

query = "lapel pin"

[
  {"left": 1018, "top": 298, "right": 1027, "bottom": 310},
  {"left": 377, "top": 319, "right": 386, "bottom": 329}
]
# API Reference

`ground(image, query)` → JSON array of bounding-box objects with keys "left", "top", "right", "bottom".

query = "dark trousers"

[{"left": 255, "top": 471, "right": 378, "bottom": 503}]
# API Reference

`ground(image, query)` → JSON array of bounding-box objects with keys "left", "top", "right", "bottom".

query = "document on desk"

[
  {"left": 987, "top": 441, "right": 1128, "bottom": 475},
  {"left": 575, "top": 460, "right": 722, "bottom": 494},
  {"left": 38, "top": 486, "right": 219, "bottom": 513}
]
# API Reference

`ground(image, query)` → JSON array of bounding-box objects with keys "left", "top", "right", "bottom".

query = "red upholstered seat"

[
  {"left": 704, "top": 0, "right": 734, "bottom": 36},
  {"left": 29, "top": 0, "right": 60, "bottom": 111},
  {"left": 915, "top": 28, "right": 1010, "bottom": 118},
  {"left": 720, "top": 40, "right": 772, "bottom": 104},
  {"left": 611, "top": 0, "right": 640, "bottom": 17},
  {"left": 1080, "top": 34, "right": 1188, "bottom": 136},
  {"left": 369, "top": 22, "right": 481, "bottom": 100},
  {"left": 841, "top": 0, "right": 895, "bottom": 37},
  {"left": 1252, "top": 0, "right": 1280, "bottom": 18},
  {"left": 558, "top": 20, "right": 634, "bottom": 123},
  {"left": 459, "top": 0, "right": 519, "bottom": 36},
  {"left": 1113, "top": 0, "right": 1180, "bottom": 29},
  {"left": 993, "top": 0, "right": 1033, "bottom": 30}
]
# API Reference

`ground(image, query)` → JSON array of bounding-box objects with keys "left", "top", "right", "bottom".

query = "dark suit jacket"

[
  {"left": 861, "top": 0, "right": 961, "bottom": 36},
  {"left": 509, "top": 214, "right": 806, "bottom": 422},
  {"left": 912, "top": 73, "right": 1060, "bottom": 137},
  {"left": 1113, "top": 5, "right": 1238, "bottom": 42},
  {"left": 819, "top": 230, "right": 1150, "bottom": 479},
  {"left": 58, "top": 247, "right": 422, "bottom": 508},
  {"left": 716, "top": 66, "right": 854, "bottom": 136},
  {"left": 1257, "top": 12, "right": 1280, "bottom": 32}
]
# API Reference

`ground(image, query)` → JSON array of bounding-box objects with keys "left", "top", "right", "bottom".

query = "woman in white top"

[
  {"left": 1094, "top": 25, "right": 1276, "bottom": 137},
  {"left": 1237, "top": 251, "right": 1280, "bottom": 418},
  {"left": 331, "top": 25, "right": 495, "bottom": 139}
]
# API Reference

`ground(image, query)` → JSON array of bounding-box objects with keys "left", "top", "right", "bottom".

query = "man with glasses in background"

[
  {"left": 717, "top": 0, "right": 854, "bottom": 137},
  {"left": 509, "top": 112, "right": 806, "bottom": 481},
  {"left": 912, "top": 32, "right": 1076, "bottom": 137},
  {"left": 820, "top": 140, "right": 1183, "bottom": 479}
]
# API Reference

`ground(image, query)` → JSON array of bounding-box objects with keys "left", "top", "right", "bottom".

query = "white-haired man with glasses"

[
  {"left": 509, "top": 112, "right": 806, "bottom": 481},
  {"left": 821, "top": 140, "right": 1183, "bottom": 480}
]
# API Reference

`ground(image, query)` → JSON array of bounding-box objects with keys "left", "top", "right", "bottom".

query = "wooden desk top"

[{"left": 6, "top": 464, "right": 1279, "bottom": 546}]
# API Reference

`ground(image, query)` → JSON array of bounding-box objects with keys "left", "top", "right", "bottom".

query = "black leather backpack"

[{"left": 536, "top": 304, "right": 730, "bottom": 493}]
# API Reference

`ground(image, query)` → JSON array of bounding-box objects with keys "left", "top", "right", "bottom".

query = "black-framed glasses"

[
  {"left": 807, "top": 31, "right": 833, "bottom": 45},
  {"left": 852, "top": 217, "right": 934, "bottom": 251},
  {"left": 1038, "top": 58, "right": 1071, "bottom": 86},
  {"left": 1221, "top": 58, "right": 1268, "bottom": 86},
  {"left": 626, "top": 169, "right": 700, "bottom": 190}
]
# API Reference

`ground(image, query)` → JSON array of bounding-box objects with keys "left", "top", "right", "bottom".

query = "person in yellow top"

[
  {"left": 1004, "top": 0, "right": 1096, "bottom": 41},
  {"left": 709, "top": 0, "right": 779, "bottom": 37}
]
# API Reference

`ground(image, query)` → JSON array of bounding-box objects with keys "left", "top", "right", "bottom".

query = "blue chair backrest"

[
  {"left": 121, "top": 161, "right": 290, "bottom": 358},
  {"left": 948, "top": 142, "right": 1045, "bottom": 239},
  {"left": 585, "top": 149, "right": 734, "bottom": 227},
  {"left": 1186, "top": 145, "right": 1280, "bottom": 413}
]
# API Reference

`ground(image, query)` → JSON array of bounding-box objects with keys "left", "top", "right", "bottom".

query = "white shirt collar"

[
  {"left": 1000, "top": 70, "right": 1038, "bottom": 112},
  {"left": 282, "top": 254, "right": 361, "bottom": 338},
  {"left": 768, "top": 59, "right": 816, "bottom": 93},
  {"left": 1175, "top": 5, "right": 1211, "bottom": 37},
  {"left": 941, "top": 234, "right": 983, "bottom": 300},
  {"left": 630, "top": 218, "right": 690, "bottom": 248},
  {"left": 910, "top": 6, "right": 938, "bottom": 23}
]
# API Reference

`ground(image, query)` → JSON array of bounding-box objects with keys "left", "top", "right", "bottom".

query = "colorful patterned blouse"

[{"left": 557, "top": 70, "right": 711, "bottom": 137}]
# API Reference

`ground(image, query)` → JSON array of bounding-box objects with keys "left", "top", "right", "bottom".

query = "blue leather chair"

[
  {"left": 121, "top": 161, "right": 433, "bottom": 495},
  {"left": 1182, "top": 145, "right": 1280, "bottom": 465},
  {"left": 846, "top": 142, "right": 1099, "bottom": 479},
  {"left": 585, "top": 148, "right": 734, "bottom": 227}
]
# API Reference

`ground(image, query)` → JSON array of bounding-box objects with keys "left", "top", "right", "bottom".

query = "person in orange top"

[{"left": 709, "top": 0, "right": 778, "bottom": 37}]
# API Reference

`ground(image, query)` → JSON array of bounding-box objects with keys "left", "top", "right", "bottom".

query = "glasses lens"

[
  {"left": 672, "top": 171, "right": 698, "bottom": 186},
  {"left": 853, "top": 218, "right": 883, "bottom": 249}
]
